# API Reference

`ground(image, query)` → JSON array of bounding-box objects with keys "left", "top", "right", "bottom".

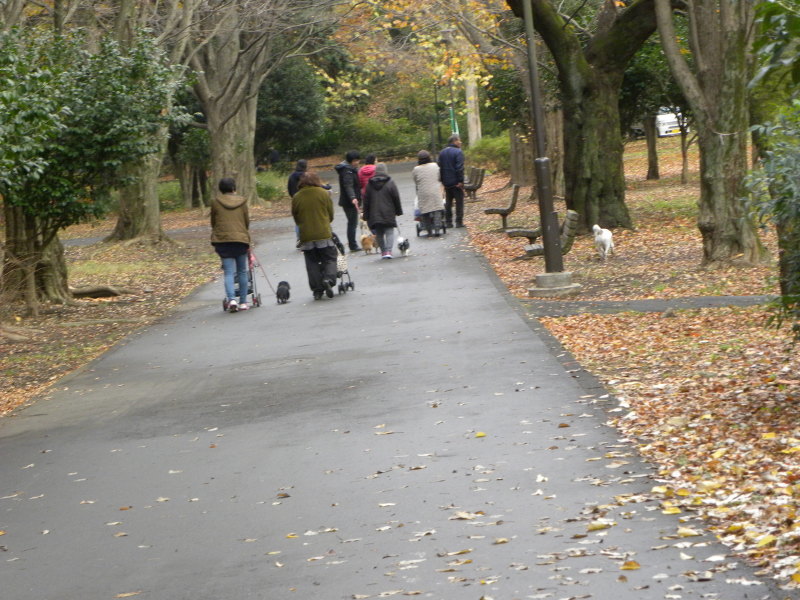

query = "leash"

[{"left": 249, "top": 248, "right": 276, "bottom": 294}]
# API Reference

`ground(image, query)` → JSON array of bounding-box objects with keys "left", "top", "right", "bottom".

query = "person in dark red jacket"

[
  {"left": 437, "top": 134, "right": 465, "bottom": 228},
  {"left": 358, "top": 154, "right": 377, "bottom": 196}
]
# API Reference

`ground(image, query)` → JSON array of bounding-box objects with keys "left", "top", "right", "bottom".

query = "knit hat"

[{"left": 375, "top": 162, "right": 388, "bottom": 175}]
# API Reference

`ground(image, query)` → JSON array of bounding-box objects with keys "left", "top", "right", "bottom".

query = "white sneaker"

[
  {"left": 228, "top": 299, "right": 238, "bottom": 313},
  {"left": 239, "top": 303, "right": 249, "bottom": 311}
]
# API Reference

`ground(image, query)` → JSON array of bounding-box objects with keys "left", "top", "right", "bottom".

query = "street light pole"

[
  {"left": 522, "top": 0, "right": 562, "bottom": 273},
  {"left": 521, "top": 0, "right": 579, "bottom": 297}
]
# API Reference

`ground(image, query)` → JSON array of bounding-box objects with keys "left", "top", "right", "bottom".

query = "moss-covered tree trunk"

[
  {"left": 508, "top": 0, "right": 659, "bottom": 232},
  {"left": 206, "top": 98, "right": 259, "bottom": 205},
  {"left": 107, "top": 145, "right": 167, "bottom": 243},
  {"left": 776, "top": 218, "right": 800, "bottom": 299},
  {"left": 37, "top": 235, "right": 71, "bottom": 304},
  {"left": 1, "top": 205, "right": 71, "bottom": 315},
  {"left": 696, "top": 127, "right": 765, "bottom": 264},
  {"left": 655, "top": 0, "right": 767, "bottom": 265},
  {"left": 562, "top": 73, "right": 631, "bottom": 229}
]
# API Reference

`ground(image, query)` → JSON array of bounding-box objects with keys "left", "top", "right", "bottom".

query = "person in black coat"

[
  {"left": 334, "top": 150, "right": 362, "bottom": 252},
  {"left": 287, "top": 159, "right": 307, "bottom": 198},
  {"left": 362, "top": 163, "right": 402, "bottom": 259},
  {"left": 437, "top": 134, "right": 465, "bottom": 228}
]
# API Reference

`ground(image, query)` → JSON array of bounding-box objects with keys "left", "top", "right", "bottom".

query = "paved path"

[{"left": 0, "top": 164, "right": 788, "bottom": 600}]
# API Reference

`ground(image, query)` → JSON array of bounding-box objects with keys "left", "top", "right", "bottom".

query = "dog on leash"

[
  {"left": 276, "top": 281, "right": 291, "bottom": 304},
  {"left": 592, "top": 224, "right": 614, "bottom": 261},
  {"left": 360, "top": 220, "right": 377, "bottom": 254},
  {"left": 360, "top": 232, "right": 377, "bottom": 254},
  {"left": 397, "top": 236, "right": 410, "bottom": 257}
]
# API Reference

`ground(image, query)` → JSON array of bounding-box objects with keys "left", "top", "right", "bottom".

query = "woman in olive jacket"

[
  {"left": 210, "top": 177, "right": 251, "bottom": 312},
  {"left": 292, "top": 171, "right": 339, "bottom": 299}
]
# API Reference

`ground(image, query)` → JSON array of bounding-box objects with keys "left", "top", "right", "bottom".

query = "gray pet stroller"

[{"left": 332, "top": 233, "right": 355, "bottom": 294}]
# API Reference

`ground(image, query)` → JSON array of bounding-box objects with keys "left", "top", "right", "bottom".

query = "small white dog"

[
  {"left": 397, "top": 236, "right": 410, "bottom": 256},
  {"left": 592, "top": 224, "right": 614, "bottom": 261}
]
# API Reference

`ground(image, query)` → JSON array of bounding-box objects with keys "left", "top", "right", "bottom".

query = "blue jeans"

[{"left": 222, "top": 254, "right": 249, "bottom": 303}]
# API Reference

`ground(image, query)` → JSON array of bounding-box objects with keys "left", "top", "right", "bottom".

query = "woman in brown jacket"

[{"left": 210, "top": 178, "right": 251, "bottom": 312}]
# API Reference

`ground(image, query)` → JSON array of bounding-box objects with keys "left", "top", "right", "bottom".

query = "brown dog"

[
  {"left": 361, "top": 232, "right": 377, "bottom": 254},
  {"left": 360, "top": 220, "right": 377, "bottom": 254}
]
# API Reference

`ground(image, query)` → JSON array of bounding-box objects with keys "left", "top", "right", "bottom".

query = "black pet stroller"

[
  {"left": 414, "top": 197, "right": 446, "bottom": 237},
  {"left": 332, "top": 233, "right": 355, "bottom": 294},
  {"left": 222, "top": 249, "right": 262, "bottom": 310}
]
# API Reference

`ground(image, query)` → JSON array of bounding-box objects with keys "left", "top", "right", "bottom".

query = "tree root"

[
  {"left": 69, "top": 285, "right": 136, "bottom": 298},
  {"left": 0, "top": 324, "right": 44, "bottom": 342}
]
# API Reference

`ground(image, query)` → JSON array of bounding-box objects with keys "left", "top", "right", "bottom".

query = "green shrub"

[
  {"left": 465, "top": 133, "right": 510, "bottom": 172},
  {"left": 158, "top": 180, "right": 183, "bottom": 212},
  {"left": 256, "top": 170, "right": 286, "bottom": 203},
  {"left": 324, "top": 114, "right": 429, "bottom": 158}
]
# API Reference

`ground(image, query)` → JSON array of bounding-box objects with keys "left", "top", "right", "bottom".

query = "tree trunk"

[
  {"left": 696, "top": 128, "right": 765, "bottom": 264},
  {"left": 2, "top": 203, "right": 26, "bottom": 304},
  {"left": 107, "top": 135, "right": 168, "bottom": 243},
  {"left": 545, "top": 109, "right": 565, "bottom": 197},
  {"left": 655, "top": 0, "right": 766, "bottom": 265},
  {"left": 37, "top": 235, "right": 71, "bottom": 305},
  {"left": 3, "top": 204, "right": 73, "bottom": 313},
  {"left": 644, "top": 115, "right": 659, "bottom": 180},
  {"left": 207, "top": 97, "right": 259, "bottom": 205},
  {"left": 464, "top": 75, "right": 482, "bottom": 146},
  {"left": 562, "top": 74, "right": 632, "bottom": 230},
  {"left": 510, "top": 125, "right": 535, "bottom": 187},
  {"left": 680, "top": 131, "right": 690, "bottom": 184},
  {"left": 508, "top": 0, "right": 657, "bottom": 232},
  {"left": 776, "top": 217, "right": 800, "bottom": 298},
  {"left": 176, "top": 161, "right": 194, "bottom": 209}
]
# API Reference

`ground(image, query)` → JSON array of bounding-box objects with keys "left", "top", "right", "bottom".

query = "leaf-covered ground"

[{"left": 463, "top": 138, "right": 799, "bottom": 589}]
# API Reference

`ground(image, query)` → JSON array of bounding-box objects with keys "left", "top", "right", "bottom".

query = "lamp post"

[
  {"left": 521, "top": 0, "right": 579, "bottom": 297},
  {"left": 441, "top": 29, "right": 460, "bottom": 136}
]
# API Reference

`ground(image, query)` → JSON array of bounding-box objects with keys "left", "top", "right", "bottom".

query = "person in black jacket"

[
  {"left": 287, "top": 159, "right": 307, "bottom": 198},
  {"left": 362, "top": 163, "right": 402, "bottom": 259},
  {"left": 334, "top": 150, "right": 362, "bottom": 252},
  {"left": 437, "top": 134, "right": 465, "bottom": 228}
]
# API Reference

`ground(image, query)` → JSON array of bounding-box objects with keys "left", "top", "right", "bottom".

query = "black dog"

[{"left": 276, "top": 281, "right": 291, "bottom": 304}]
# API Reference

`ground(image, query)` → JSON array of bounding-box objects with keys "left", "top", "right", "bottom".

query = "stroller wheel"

[
  {"left": 348, "top": 281, "right": 355, "bottom": 291},
  {"left": 416, "top": 223, "right": 421, "bottom": 237},
  {"left": 222, "top": 299, "right": 229, "bottom": 311},
  {"left": 254, "top": 293, "right": 261, "bottom": 307}
]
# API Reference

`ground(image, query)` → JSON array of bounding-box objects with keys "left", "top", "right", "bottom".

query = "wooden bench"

[
  {"left": 464, "top": 167, "right": 485, "bottom": 202},
  {"left": 483, "top": 184, "right": 520, "bottom": 230},
  {"left": 512, "top": 210, "right": 580, "bottom": 259},
  {"left": 464, "top": 166, "right": 477, "bottom": 187}
]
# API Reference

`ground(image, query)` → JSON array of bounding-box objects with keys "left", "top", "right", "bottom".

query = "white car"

[{"left": 656, "top": 110, "right": 681, "bottom": 137}]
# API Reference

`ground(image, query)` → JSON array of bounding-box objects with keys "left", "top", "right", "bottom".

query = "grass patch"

[{"left": 69, "top": 261, "right": 153, "bottom": 278}]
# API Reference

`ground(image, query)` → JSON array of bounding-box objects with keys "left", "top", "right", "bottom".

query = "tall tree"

[
  {"left": 655, "top": 0, "right": 767, "bottom": 264},
  {"left": 105, "top": 0, "right": 200, "bottom": 242},
  {"left": 507, "top": 0, "right": 661, "bottom": 231},
  {"left": 0, "top": 31, "right": 176, "bottom": 314},
  {"left": 188, "top": 0, "right": 338, "bottom": 205},
  {"left": 3, "top": 1, "right": 201, "bottom": 243}
]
